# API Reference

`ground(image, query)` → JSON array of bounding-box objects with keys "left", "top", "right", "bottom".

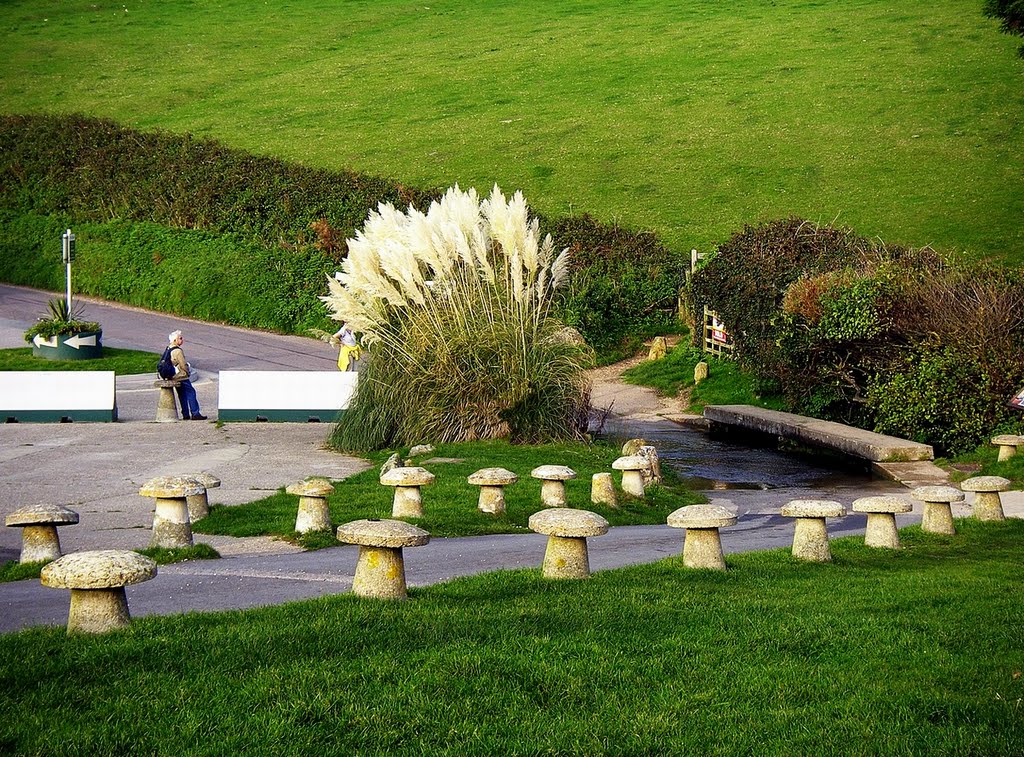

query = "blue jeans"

[{"left": 175, "top": 380, "right": 202, "bottom": 418}]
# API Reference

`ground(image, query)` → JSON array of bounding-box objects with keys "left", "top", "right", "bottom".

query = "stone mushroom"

[
  {"left": 336, "top": 519, "right": 430, "bottom": 600},
  {"left": 590, "top": 472, "right": 617, "bottom": 508},
  {"left": 286, "top": 478, "right": 335, "bottom": 533},
  {"left": 960, "top": 476, "right": 1011, "bottom": 522},
  {"left": 5, "top": 504, "right": 79, "bottom": 564},
  {"left": 531, "top": 465, "right": 577, "bottom": 507},
  {"left": 40, "top": 550, "right": 157, "bottom": 634},
  {"left": 380, "top": 466, "right": 435, "bottom": 518},
  {"left": 780, "top": 499, "right": 846, "bottom": 562},
  {"left": 467, "top": 467, "right": 519, "bottom": 515},
  {"left": 667, "top": 504, "right": 737, "bottom": 571},
  {"left": 991, "top": 434, "right": 1023, "bottom": 463},
  {"left": 612, "top": 455, "right": 648, "bottom": 498},
  {"left": 852, "top": 496, "right": 913, "bottom": 549},
  {"left": 528, "top": 508, "right": 609, "bottom": 579},
  {"left": 140, "top": 475, "right": 202, "bottom": 549},
  {"left": 911, "top": 486, "right": 964, "bottom": 536},
  {"left": 183, "top": 472, "right": 221, "bottom": 522}
]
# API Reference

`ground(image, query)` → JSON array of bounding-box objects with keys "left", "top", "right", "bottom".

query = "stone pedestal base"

[
  {"left": 542, "top": 535, "right": 590, "bottom": 579},
  {"left": 68, "top": 587, "right": 131, "bottom": 634},
  {"left": 792, "top": 518, "right": 832, "bottom": 562},
  {"left": 477, "top": 486, "right": 506, "bottom": 515},
  {"left": 864, "top": 513, "right": 901, "bottom": 549},
  {"left": 155, "top": 385, "right": 179, "bottom": 422},
  {"left": 391, "top": 488, "right": 423, "bottom": 518},
  {"left": 151, "top": 497, "right": 193, "bottom": 548},
  {"left": 295, "top": 496, "right": 332, "bottom": 533},
  {"left": 20, "top": 524, "right": 62, "bottom": 564},
  {"left": 972, "top": 492, "right": 1005, "bottom": 522},
  {"left": 353, "top": 546, "right": 407, "bottom": 600},
  {"left": 922, "top": 502, "right": 955, "bottom": 535},
  {"left": 683, "top": 528, "right": 726, "bottom": 570},
  {"left": 540, "top": 480, "right": 566, "bottom": 507}
]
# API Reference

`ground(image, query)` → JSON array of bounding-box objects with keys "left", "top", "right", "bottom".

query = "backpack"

[{"left": 157, "top": 347, "right": 176, "bottom": 379}]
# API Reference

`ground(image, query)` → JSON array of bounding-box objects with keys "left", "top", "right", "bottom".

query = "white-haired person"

[
  {"left": 168, "top": 330, "right": 207, "bottom": 420},
  {"left": 331, "top": 322, "right": 361, "bottom": 371}
]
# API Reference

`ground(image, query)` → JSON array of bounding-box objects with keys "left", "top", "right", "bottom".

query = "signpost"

[{"left": 61, "top": 228, "right": 75, "bottom": 313}]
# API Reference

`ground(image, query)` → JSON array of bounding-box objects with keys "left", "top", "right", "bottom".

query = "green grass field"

[
  {"left": 0, "top": 346, "right": 159, "bottom": 374},
  {"left": 1, "top": 520, "right": 1021, "bottom": 753},
  {"left": 2, "top": 0, "right": 1021, "bottom": 262}
]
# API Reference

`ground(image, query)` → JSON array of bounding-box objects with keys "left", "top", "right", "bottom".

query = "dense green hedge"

[
  {"left": 0, "top": 210, "right": 334, "bottom": 333},
  {"left": 0, "top": 114, "right": 683, "bottom": 350}
]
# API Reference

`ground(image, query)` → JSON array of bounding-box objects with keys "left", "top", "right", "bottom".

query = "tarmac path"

[{"left": 1, "top": 283, "right": 1016, "bottom": 633}]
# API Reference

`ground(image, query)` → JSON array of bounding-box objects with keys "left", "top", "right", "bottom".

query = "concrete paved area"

[{"left": 2, "top": 284, "right": 1021, "bottom": 633}]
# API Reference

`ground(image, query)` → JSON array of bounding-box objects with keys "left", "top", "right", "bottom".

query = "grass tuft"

[
  {"left": 134, "top": 544, "right": 220, "bottom": 565},
  {"left": 0, "top": 560, "right": 46, "bottom": 583}
]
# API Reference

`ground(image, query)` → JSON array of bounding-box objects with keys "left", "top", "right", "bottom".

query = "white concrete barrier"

[
  {"left": 218, "top": 371, "right": 357, "bottom": 422},
  {"left": 1, "top": 371, "right": 117, "bottom": 423}
]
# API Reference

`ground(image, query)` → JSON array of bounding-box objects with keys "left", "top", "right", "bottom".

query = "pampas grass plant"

[{"left": 324, "top": 185, "right": 592, "bottom": 451}]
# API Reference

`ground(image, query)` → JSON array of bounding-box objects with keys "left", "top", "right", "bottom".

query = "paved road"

[{"left": 1, "top": 283, "right": 1018, "bottom": 633}]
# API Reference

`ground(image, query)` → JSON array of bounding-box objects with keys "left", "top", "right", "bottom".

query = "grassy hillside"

[{"left": 2, "top": 0, "right": 1022, "bottom": 262}]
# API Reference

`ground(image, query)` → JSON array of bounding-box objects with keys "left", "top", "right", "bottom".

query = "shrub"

[
  {"left": 867, "top": 347, "right": 1001, "bottom": 454},
  {"left": 687, "top": 218, "right": 877, "bottom": 375},
  {"left": 688, "top": 218, "right": 1024, "bottom": 454},
  {"left": 547, "top": 214, "right": 686, "bottom": 359},
  {"left": 325, "top": 186, "right": 592, "bottom": 451},
  {"left": 985, "top": 0, "right": 1024, "bottom": 56}
]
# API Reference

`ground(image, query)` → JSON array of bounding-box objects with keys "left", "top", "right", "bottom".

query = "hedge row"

[{"left": 0, "top": 114, "right": 683, "bottom": 352}]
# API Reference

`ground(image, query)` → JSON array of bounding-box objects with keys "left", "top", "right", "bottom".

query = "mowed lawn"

[
  {"left": 1, "top": 0, "right": 1022, "bottom": 261},
  {"left": 0, "top": 520, "right": 1021, "bottom": 753}
]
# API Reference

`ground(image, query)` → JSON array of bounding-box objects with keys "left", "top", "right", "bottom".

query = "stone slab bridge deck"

[{"left": 703, "top": 405, "right": 934, "bottom": 465}]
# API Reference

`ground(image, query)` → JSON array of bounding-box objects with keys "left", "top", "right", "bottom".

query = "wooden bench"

[
  {"left": 153, "top": 378, "right": 184, "bottom": 422},
  {"left": 1, "top": 371, "right": 116, "bottom": 423},
  {"left": 217, "top": 371, "right": 357, "bottom": 422}
]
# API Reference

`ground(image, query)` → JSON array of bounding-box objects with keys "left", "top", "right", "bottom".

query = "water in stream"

[{"left": 604, "top": 418, "right": 875, "bottom": 492}]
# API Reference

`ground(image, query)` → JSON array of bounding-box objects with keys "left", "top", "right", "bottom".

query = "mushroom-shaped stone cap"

[
  {"left": 286, "top": 479, "right": 335, "bottom": 498},
  {"left": 6, "top": 504, "right": 80, "bottom": 528},
  {"left": 531, "top": 465, "right": 577, "bottom": 481},
  {"left": 781, "top": 499, "right": 845, "bottom": 518},
  {"left": 185, "top": 472, "right": 221, "bottom": 490},
  {"left": 380, "top": 466, "right": 435, "bottom": 487},
  {"left": 468, "top": 467, "right": 519, "bottom": 486},
  {"left": 336, "top": 519, "right": 430, "bottom": 548},
  {"left": 40, "top": 550, "right": 157, "bottom": 590},
  {"left": 667, "top": 504, "right": 737, "bottom": 529},
  {"left": 612, "top": 455, "right": 648, "bottom": 472},
  {"left": 528, "top": 508, "right": 609, "bottom": 538},
  {"left": 991, "top": 434, "right": 1024, "bottom": 446},
  {"left": 960, "top": 475, "right": 1011, "bottom": 493},
  {"left": 139, "top": 475, "right": 204, "bottom": 499},
  {"left": 910, "top": 486, "right": 965, "bottom": 504},
  {"left": 852, "top": 496, "right": 913, "bottom": 514}
]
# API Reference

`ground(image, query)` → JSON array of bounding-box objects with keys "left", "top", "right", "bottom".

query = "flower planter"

[{"left": 31, "top": 330, "right": 104, "bottom": 361}]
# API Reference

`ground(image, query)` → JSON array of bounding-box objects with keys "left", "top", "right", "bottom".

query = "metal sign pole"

[{"left": 61, "top": 229, "right": 75, "bottom": 311}]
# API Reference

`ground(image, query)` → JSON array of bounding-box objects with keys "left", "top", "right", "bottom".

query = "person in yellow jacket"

[{"left": 331, "top": 322, "right": 361, "bottom": 371}]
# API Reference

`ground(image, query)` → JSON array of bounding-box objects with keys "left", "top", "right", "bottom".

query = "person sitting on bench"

[{"left": 168, "top": 330, "right": 207, "bottom": 420}]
